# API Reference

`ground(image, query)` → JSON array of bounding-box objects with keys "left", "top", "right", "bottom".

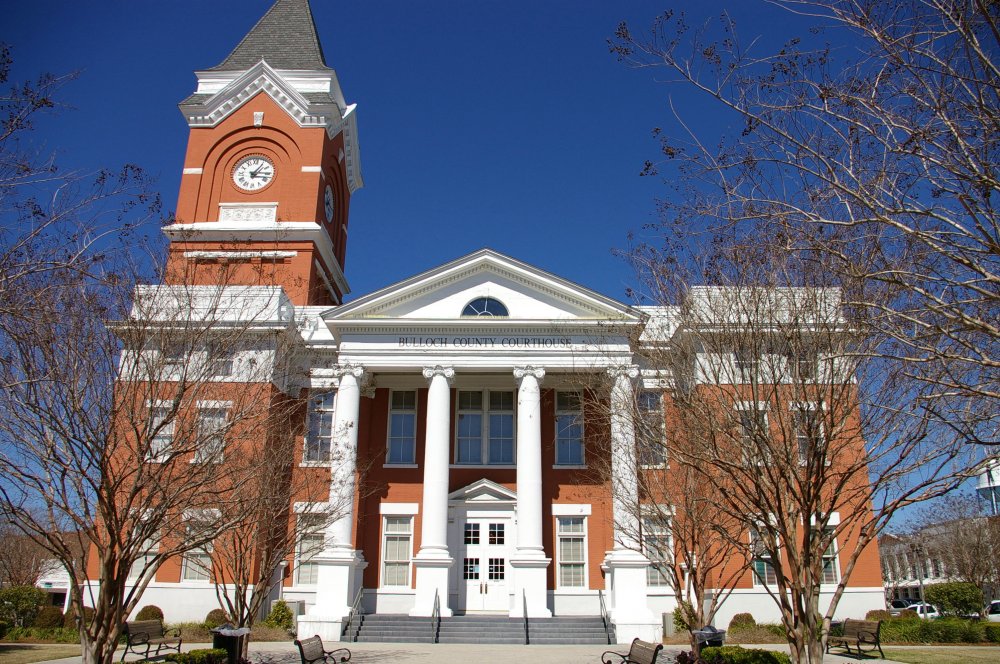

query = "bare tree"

[
  {"left": 609, "top": 0, "right": 999, "bottom": 448},
  {"left": 0, "top": 519, "right": 64, "bottom": 587},
  {"left": 907, "top": 492, "right": 1000, "bottom": 612}
]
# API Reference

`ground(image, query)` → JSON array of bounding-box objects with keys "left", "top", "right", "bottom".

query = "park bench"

[
  {"left": 294, "top": 635, "right": 351, "bottom": 664},
  {"left": 120, "top": 619, "right": 182, "bottom": 661},
  {"left": 826, "top": 618, "right": 884, "bottom": 659},
  {"left": 601, "top": 637, "right": 663, "bottom": 664}
]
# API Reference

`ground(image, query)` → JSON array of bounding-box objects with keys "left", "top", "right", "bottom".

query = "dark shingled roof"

[{"left": 208, "top": 0, "right": 330, "bottom": 71}]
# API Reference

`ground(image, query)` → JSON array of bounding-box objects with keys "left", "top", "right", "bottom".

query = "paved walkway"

[{"left": 32, "top": 640, "right": 910, "bottom": 664}]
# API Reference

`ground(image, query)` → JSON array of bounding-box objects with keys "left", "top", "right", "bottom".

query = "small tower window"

[{"left": 462, "top": 297, "right": 508, "bottom": 317}]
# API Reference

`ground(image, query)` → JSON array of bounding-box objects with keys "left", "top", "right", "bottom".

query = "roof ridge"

[{"left": 208, "top": 0, "right": 331, "bottom": 72}]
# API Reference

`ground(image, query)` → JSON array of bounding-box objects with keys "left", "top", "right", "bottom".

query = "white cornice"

[{"left": 162, "top": 221, "right": 349, "bottom": 296}]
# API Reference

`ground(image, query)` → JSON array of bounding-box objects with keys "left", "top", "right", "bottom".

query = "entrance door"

[{"left": 461, "top": 518, "right": 509, "bottom": 612}]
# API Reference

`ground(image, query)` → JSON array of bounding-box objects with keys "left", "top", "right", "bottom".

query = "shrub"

[
  {"left": 0, "top": 620, "right": 7, "bottom": 639},
  {"left": 0, "top": 586, "right": 47, "bottom": 628},
  {"left": 675, "top": 600, "right": 695, "bottom": 632},
  {"left": 924, "top": 582, "right": 983, "bottom": 617},
  {"left": 136, "top": 605, "right": 164, "bottom": 621},
  {"left": 865, "top": 609, "right": 892, "bottom": 621},
  {"left": 204, "top": 609, "right": 228, "bottom": 629},
  {"left": 985, "top": 623, "right": 1000, "bottom": 643},
  {"left": 729, "top": 613, "right": 757, "bottom": 630},
  {"left": 172, "top": 622, "right": 212, "bottom": 642},
  {"left": 700, "top": 645, "right": 792, "bottom": 664},
  {"left": 263, "top": 600, "right": 294, "bottom": 631},
  {"left": 63, "top": 606, "right": 95, "bottom": 629},
  {"left": 2, "top": 626, "right": 81, "bottom": 643},
  {"left": 32, "top": 606, "right": 64, "bottom": 628},
  {"left": 164, "top": 648, "right": 228, "bottom": 664},
  {"left": 898, "top": 609, "right": 918, "bottom": 619}
]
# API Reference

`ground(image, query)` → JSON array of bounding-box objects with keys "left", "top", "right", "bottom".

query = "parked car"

[
  {"left": 986, "top": 600, "right": 1000, "bottom": 622},
  {"left": 908, "top": 603, "right": 940, "bottom": 619},
  {"left": 888, "top": 598, "right": 913, "bottom": 616}
]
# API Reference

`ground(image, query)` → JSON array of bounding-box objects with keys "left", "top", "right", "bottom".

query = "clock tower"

[{"left": 164, "top": 0, "right": 362, "bottom": 306}]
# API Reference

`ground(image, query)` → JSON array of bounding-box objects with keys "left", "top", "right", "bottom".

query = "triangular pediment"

[
  {"left": 448, "top": 479, "right": 517, "bottom": 504},
  {"left": 324, "top": 249, "right": 637, "bottom": 323}
]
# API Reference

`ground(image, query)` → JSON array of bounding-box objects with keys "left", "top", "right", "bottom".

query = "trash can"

[
  {"left": 693, "top": 625, "right": 726, "bottom": 648},
  {"left": 211, "top": 624, "right": 251, "bottom": 664}
]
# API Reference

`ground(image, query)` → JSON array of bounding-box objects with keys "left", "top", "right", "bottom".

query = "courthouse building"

[{"left": 109, "top": 0, "right": 886, "bottom": 643}]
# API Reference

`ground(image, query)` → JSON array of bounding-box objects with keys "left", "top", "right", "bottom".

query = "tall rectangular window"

[
  {"left": 382, "top": 516, "right": 413, "bottom": 587},
  {"left": 738, "top": 406, "right": 770, "bottom": 465},
  {"left": 305, "top": 391, "right": 335, "bottom": 463},
  {"left": 642, "top": 516, "right": 672, "bottom": 587},
  {"left": 637, "top": 391, "right": 666, "bottom": 467},
  {"left": 182, "top": 524, "right": 212, "bottom": 582},
  {"left": 206, "top": 341, "right": 234, "bottom": 378},
  {"left": 787, "top": 349, "right": 817, "bottom": 382},
  {"left": 160, "top": 343, "right": 186, "bottom": 378},
  {"left": 295, "top": 516, "right": 324, "bottom": 585},
  {"left": 792, "top": 406, "right": 822, "bottom": 464},
  {"left": 557, "top": 516, "right": 586, "bottom": 588},
  {"left": 148, "top": 407, "right": 173, "bottom": 462},
  {"left": 387, "top": 390, "right": 417, "bottom": 464},
  {"left": 555, "top": 391, "right": 584, "bottom": 466},
  {"left": 822, "top": 529, "right": 840, "bottom": 584},
  {"left": 751, "top": 527, "right": 777, "bottom": 586},
  {"left": 734, "top": 348, "right": 759, "bottom": 383},
  {"left": 127, "top": 534, "right": 158, "bottom": 581},
  {"left": 195, "top": 407, "right": 227, "bottom": 463},
  {"left": 455, "top": 391, "right": 514, "bottom": 465}
]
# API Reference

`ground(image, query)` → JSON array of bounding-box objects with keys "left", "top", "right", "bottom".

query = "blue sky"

[{"left": 6, "top": 1, "right": 817, "bottom": 302}]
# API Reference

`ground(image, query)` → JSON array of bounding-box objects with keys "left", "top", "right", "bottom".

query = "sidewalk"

[{"left": 33, "top": 640, "right": 911, "bottom": 664}]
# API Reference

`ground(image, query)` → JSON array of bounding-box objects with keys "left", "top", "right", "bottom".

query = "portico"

[{"left": 297, "top": 250, "right": 659, "bottom": 640}]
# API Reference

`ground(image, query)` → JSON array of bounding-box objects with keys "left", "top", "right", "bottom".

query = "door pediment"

[{"left": 448, "top": 479, "right": 517, "bottom": 505}]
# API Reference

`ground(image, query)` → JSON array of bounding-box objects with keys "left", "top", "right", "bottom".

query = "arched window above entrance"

[{"left": 461, "top": 297, "right": 508, "bottom": 317}]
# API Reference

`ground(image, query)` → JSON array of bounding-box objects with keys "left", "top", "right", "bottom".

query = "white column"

[
  {"left": 300, "top": 363, "right": 368, "bottom": 641},
  {"left": 603, "top": 364, "right": 658, "bottom": 643},
  {"left": 510, "top": 365, "right": 552, "bottom": 618},
  {"left": 410, "top": 365, "right": 455, "bottom": 617}
]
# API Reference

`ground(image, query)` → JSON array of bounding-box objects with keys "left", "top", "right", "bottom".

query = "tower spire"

[{"left": 209, "top": 0, "right": 330, "bottom": 71}]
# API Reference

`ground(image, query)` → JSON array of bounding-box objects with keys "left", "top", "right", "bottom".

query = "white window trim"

[
  {"left": 554, "top": 390, "right": 585, "bottom": 467},
  {"left": 379, "top": 503, "right": 419, "bottom": 515},
  {"left": 555, "top": 515, "right": 589, "bottom": 590},
  {"left": 641, "top": 507, "right": 673, "bottom": 590},
  {"left": 386, "top": 389, "right": 418, "bottom": 466},
  {"left": 749, "top": 525, "right": 780, "bottom": 588},
  {"left": 380, "top": 514, "right": 414, "bottom": 589},
  {"left": 454, "top": 389, "right": 516, "bottom": 466},
  {"left": 294, "top": 512, "right": 326, "bottom": 586},
  {"left": 637, "top": 390, "right": 668, "bottom": 469},
  {"left": 147, "top": 404, "right": 175, "bottom": 464},
  {"left": 192, "top": 405, "right": 228, "bottom": 464}
]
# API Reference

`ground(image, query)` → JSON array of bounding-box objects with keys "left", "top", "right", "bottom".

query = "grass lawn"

[
  {"left": 883, "top": 647, "right": 1000, "bottom": 664},
  {"left": 0, "top": 643, "right": 81, "bottom": 664}
]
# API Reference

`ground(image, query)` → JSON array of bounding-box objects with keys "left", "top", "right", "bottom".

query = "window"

[
  {"left": 128, "top": 534, "right": 158, "bottom": 581},
  {"left": 461, "top": 297, "right": 508, "bottom": 317},
  {"left": 734, "top": 348, "right": 759, "bottom": 383},
  {"left": 455, "top": 390, "right": 514, "bottom": 465},
  {"left": 181, "top": 524, "right": 212, "bottom": 582},
  {"left": 821, "top": 529, "right": 840, "bottom": 584},
  {"left": 787, "top": 349, "right": 818, "bottom": 382},
  {"left": 160, "top": 343, "right": 186, "bottom": 377},
  {"left": 557, "top": 516, "right": 586, "bottom": 588},
  {"left": 792, "top": 406, "right": 823, "bottom": 464},
  {"left": 637, "top": 391, "right": 666, "bottom": 467},
  {"left": 206, "top": 342, "right": 234, "bottom": 377},
  {"left": 738, "top": 406, "right": 770, "bottom": 465},
  {"left": 387, "top": 390, "right": 417, "bottom": 464},
  {"left": 148, "top": 406, "right": 173, "bottom": 462},
  {"left": 195, "top": 407, "right": 227, "bottom": 463},
  {"left": 556, "top": 391, "right": 584, "bottom": 466},
  {"left": 295, "top": 515, "right": 324, "bottom": 585},
  {"left": 305, "top": 391, "right": 335, "bottom": 463},
  {"left": 751, "top": 527, "right": 777, "bottom": 586},
  {"left": 382, "top": 516, "right": 413, "bottom": 587},
  {"left": 642, "top": 516, "right": 672, "bottom": 587}
]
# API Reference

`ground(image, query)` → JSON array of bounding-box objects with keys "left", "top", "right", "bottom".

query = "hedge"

[
  {"left": 700, "top": 646, "right": 792, "bottom": 664},
  {"left": 164, "top": 648, "right": 228, "bottom": 664}
]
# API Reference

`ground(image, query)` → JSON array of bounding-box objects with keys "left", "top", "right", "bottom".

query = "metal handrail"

[
  {"left": 522, "top": 590, "right": 529, "bottom": 644},
  {"left": 431, "top": 589, "right": 441, "bottom": 644},
  {"left": 598, "top": 589, "right": 614, "bottom": 644},
  {"left": 341, "top": 587, "right": 364, "bottom": 642}
]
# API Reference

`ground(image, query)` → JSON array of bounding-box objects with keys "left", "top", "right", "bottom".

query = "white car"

[
  {"left": 986, "top": 600, "right": 1000, "bottom": 622},
  {"left": 888, "top": 599, "right": 912, "bottom": 616},
  {"left": 908, "top": 603, "right": 940, "bottom": 619}
]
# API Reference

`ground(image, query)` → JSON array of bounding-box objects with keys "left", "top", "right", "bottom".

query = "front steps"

[{"left": 350, "top": 613, "right": 613, "bottom": 644}]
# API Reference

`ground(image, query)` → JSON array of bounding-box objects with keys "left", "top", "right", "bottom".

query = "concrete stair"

[{"left": 350, "top": 613, "right": 613, "bottom": 644}]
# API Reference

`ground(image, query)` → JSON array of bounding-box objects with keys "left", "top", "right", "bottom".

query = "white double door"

[{"left": 459, "top": 515, "right": 511, "bottom": 612}]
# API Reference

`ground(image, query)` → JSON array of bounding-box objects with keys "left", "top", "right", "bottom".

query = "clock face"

[
  {"left": 232, "top": 155, "right": 275, "bottom": 192},
  {"left": 323, "top": 185, "right": 335, "bottom": 222}
]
